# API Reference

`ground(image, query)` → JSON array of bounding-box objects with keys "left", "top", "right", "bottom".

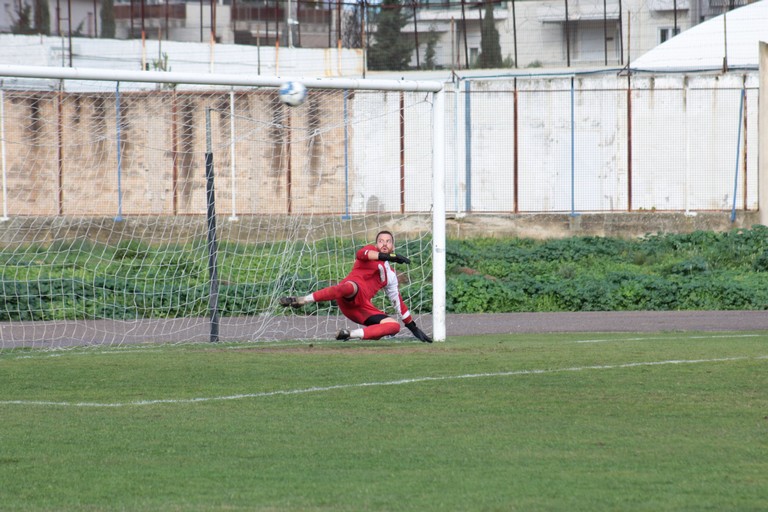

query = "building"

[{"left": 0, "top": 0, "right": 759, "bottom": 70}]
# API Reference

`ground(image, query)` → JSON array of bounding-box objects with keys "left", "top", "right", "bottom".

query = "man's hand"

[
  {"left": 390, "top": 253, "right": 411, "bottom": 265},
  {"left": 379, "top": 252, "right": 411, "bottom": 264},
  {"left": 405, "top": 320, "right": 432, "bottom": 343}
]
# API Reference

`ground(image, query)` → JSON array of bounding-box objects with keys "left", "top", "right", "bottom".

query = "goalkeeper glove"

[
  {"left": 405, "top": 320, "right": 432, "bottom": 343},
  {"left": 378, "top": 252, "right": 411, "bottom": 265}
]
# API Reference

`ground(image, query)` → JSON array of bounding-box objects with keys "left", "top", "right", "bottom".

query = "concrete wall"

[
  {"left": 448, "top": 72, "right": 758, "bottom": 214},
  {"left": 0, "top": 70, "right": 759, "bottom": 219},
  {"left": 0, "top": 33, "right": 364, "bottom": 78}
]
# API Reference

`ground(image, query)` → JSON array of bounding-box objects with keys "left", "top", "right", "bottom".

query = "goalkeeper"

[{"left": 279, "top": 230, "right": 432, "bottom": 343}]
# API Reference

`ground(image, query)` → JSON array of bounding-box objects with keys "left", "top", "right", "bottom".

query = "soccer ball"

[{"left": 278, "top": 81, "right": 307, "bottom": 107}]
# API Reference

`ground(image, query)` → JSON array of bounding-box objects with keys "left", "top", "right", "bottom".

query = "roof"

[{"left": 630, "top": 0, "right": 768, "bottom": 71}]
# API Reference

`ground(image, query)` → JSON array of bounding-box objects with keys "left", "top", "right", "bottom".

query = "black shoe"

[
  {"left": 279, "top": 296, "right": 302, "bottom": 308},
  {"left": 336, "top": 329, "right": 351, "bottom": 341}
]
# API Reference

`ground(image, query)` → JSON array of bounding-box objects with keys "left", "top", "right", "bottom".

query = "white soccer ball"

[{"left": 278, "top": 81, "right": 307, "bottom": 107}]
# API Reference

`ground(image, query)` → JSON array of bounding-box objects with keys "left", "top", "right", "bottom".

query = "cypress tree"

[
  {"left": 33, "top": 0, "right": 50, "bottom": 35},
  {"left": 101, "top": 0, "right": 116, "bottom": 38},
  {"left": 478, "top": 1, "right": 502, "bottom": 69}
]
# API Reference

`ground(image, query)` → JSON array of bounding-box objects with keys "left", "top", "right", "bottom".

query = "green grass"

[{"left": 1, "top": 333, "right": 767, "bottom": 511}]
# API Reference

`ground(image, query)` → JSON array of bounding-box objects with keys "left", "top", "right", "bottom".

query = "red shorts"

[{"left": 335, "top": 280, "right": 386, "bottom": 326}]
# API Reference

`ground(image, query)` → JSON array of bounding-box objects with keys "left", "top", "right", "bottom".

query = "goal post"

[
  {"left": 0, "top": 64, "right": 446, "bottom": 349},
  {"left": 759, "top": 42, "right": 768, "bottom": 227}
]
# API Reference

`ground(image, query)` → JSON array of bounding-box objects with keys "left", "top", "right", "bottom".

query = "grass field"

[{"left": 1, "top": 332, "right": 767, "bottom": 511}]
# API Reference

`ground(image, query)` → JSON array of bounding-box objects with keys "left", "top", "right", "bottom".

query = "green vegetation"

[
  {"left": 1, "top": 333, "right": 767, "bottom": 511},
  {"left": 100, "top": 0, "right": 116, "bottom": 38},
  {"left": 477, "top": 0, "right": 502, "bottom": 69},
  {"left": 446, "top": 226, "right": 768, "bottom": 312},
  {"left": 2, "top": 227, "right": 768, "bottom": 321},
  {"left": 367, "top": 0, "right": 414, "bottom": 71}
]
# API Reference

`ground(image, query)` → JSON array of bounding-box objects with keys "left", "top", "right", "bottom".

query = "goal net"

[{"left": 0, "top": 66, "right": 446, "bottom": 351}]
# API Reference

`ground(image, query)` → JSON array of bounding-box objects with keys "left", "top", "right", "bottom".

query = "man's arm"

[
  {"left": 383, "top": 267, "right": 432, "bottom": 343},
  {"left": 362, "top": 248, "right": 410, "bottom": 264}
]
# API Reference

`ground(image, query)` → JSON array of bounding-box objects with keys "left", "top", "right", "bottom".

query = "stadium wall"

[{"left": 0, "top": 72, "right": 758, "bottom": 217}]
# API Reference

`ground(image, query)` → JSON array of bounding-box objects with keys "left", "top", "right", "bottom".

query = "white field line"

[
  {"left": 2, "top": 355, "right": 766, "bottom": 408},
  {"left": 574, "top": 334, "right": 762, "bottom": 343}
]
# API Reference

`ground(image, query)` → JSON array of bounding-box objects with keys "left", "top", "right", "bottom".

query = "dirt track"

[
  {"left": 442, "top": 310, "right": 768, "bottom": 335},
  {"left": 2, "top": 310, "right": 768, "bottom": 349}
]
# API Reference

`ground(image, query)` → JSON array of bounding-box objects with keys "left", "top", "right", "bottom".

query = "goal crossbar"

[{"left": 0, "top": 64, "right": 444, "bottom": 93}]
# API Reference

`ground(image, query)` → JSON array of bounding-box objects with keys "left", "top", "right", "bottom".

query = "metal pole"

[
  {"left": 731, "top": 87, "right": 745, "bottom": 222},
  {"left": 460, "top": 0, "right": 469, "bottom": 69},
  {"left": 564, "top": 0, "right": 570, "bottom": 67},
  {"left": 399, "top": 91, "right": 405, "bottom": 213},
  {"left": 229, "top": 89, "right": 238, "bottom": 221},
  {"left": 603, "top": 0, "right": 608, "bottom": 65},
  {"left": 115, "top": 82, "right": 124, "bottom": 221},
  {"left": 412, "top": 1, "right": 420, "bottom": 69},
  {"left": 570, "top": 76, "right": 576, "bottom": 216},
  {"left": 287, "top": 0, "right": 293, "bottom": 47},
  {"left": 205, "top": 108, "right": 220, "bottom": 343},
  {"left": 343, "top": 89, "right": 350, "bottom": 219},
  {"left": 673, "top": 0, "right": 678, "bottom": 35},
  {"left": 464, "top": 80, "right": 471, "bottom": 212},
  {"left": 512, "top": 0, "right": 518, "bottom": 68},
  {"left": 431, "top": 87, "right": 446, "bottom": 342},
  {"left": 0, "top": 89, "right": 8, "bottom": 220},
  {"left": 67, "top": 0, "right": 73, "bottom": 66},
  {"left": 454, "top": 79, "right": 460, "bottom": 215}
]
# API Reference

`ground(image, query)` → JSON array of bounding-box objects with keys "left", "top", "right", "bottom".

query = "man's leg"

[
  {"left": 311, "top": 281, "right": 357, "bottom": 302},
  {"left": 337, "top": 317, "right": 400, "bottom": 341},
  {"left": 361, "top": 321, "right": 400, "bottom": 340},
  {"left": 280, "top": 281, "right": 357, "bottom": 307}
]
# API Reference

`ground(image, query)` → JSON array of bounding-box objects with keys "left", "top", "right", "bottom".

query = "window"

[
  {"left": 659, "top": 27, "right": 681, "bottom": 44},
  {"left": 469, "top": 47, "right": 479, "bottom": 67}
]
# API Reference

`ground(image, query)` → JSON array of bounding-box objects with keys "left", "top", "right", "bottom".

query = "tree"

[
  {"left": 424, "top": 26, "right": 440, "bottom": 70},
  {"left": 367, "top": 0, "right": 413, "bottom": 71},
  {"left": 12, "top": 0, "right": 50, "bottom": 34},
  {"left": 477, "top": 1, "right": 502, "bottom": 69},
  {"left": 101, "top": 0, "right": 116, "bottom": 38},
  {"left": 342, "top": 2, "right": 363, "bottom": 48},
  {"left": 10, "top": 0, "right": 33, "bottom": 34},
  {"left": 33, "top": 0, "right": 50, "bottom": 35}
]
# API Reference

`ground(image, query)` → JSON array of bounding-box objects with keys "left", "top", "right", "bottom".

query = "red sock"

[
  {"left": 363, "top": 322, "right": 400, "bottom": 340},
  {"left": 312, "top": 281, "right": 356, "bottom": 302}
]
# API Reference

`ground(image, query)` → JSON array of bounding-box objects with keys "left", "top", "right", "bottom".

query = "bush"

[{"left": 3, "top": 228, "right": 768, "bottom": 321}]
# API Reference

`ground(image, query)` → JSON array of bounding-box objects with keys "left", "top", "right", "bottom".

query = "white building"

[
  {"left": 1, "top": 0, "right": 100, "bottom": 35},
  {"left": 402, "top": 0, "right": 757, "bottom": 69},
  {"left": 0, "top": 0, "right": 757, "bottom": 71}
]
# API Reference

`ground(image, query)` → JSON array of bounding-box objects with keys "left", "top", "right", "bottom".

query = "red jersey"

[{"left": 338, "top": 244, "right": 412, "bottom": 325}]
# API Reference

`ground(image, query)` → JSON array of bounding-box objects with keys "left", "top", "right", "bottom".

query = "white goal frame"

[{"left": 0, "top": 64, "right": 447, "bottom": 343}]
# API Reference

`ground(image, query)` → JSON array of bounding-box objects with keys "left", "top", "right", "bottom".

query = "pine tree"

[
  {"left": 478, "top": 1, "right": 502, "bottom": 69},
  {"left": 367, "top": 0, "right": 414, "bottom": 71},
  {"left": 101, "top": 0, "right": 116, "bottom": 38}
]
